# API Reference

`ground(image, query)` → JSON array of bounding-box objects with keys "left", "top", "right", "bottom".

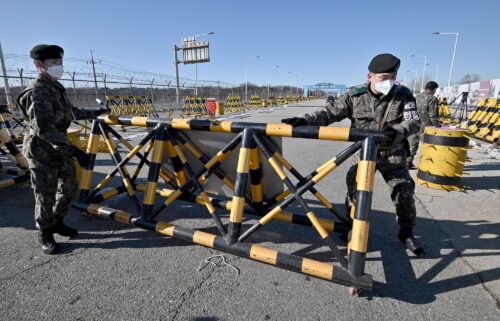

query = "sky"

[{"left": 1, "top": 0, "right": 499, "bottom": 88}]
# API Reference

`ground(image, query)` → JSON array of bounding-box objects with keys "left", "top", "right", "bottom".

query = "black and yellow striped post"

[
  {"left": 226, "top": 128, "right": 253, "bottom": 245},
  {"left": 348, "top": 137, "right": 377, "bottom": 279},
  {"left": 259, "top": 135, "right": 348, "bottom": 224},
  {"left": 164, "top": 128, "right": 227, "bottom": 237},
  {"left": 73, "top": 202, "right": 372, "bottom": 290},
  {"left": 103, "top": 124, "right": 177, "bottom": 188},
  {"left": 249, "top": 139, "right": 264, "bottom": 210},
  {"left": 86, "top": 128, "right": 157, "bottom": 201},
  {"left": 78, "top": 120, "right": 102, "bottom": 201},
  {"left": 141, "top": 124, "right": 167, "bottom": 219},
  {"left": 239, "top": 140, "right": 362, "bottom": 242},
  {"left": 98, "top": 123, "right": 142, "bottom": 213},
  {"left": 248, "top": 133, "right": 347, "bottom": 267}
]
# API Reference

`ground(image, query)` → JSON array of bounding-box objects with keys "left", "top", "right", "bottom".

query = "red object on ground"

[{"left": 207, "top": 98, "right": 217, "bottom": 116}]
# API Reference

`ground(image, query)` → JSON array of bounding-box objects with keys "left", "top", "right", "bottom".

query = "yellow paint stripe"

[
  {"left": 251, "top": 184, "right": 263, "bottom": 203},
  {"left": 301, "top": 258, "right": 333, "bottom": 280},
  {"left": 101, "top": 188, "right": 119, "bottom": 201},
  {"left": 96, "top": 175, "right": 113, "bottom": 190},
  {"left": 155, "top": 221, "right": 175, "bottom": 236},
  {"left": 184, "top": 142, "right": 203, "bottom": 159},
  {"left": 273, "top": 210, "right": 293, "bottom": 223},
  {"left": 143, "top": 182, "right": 158, "bottom": 205},
  {"left": 200, "top": 192, "right": 216, "bottom": 213},
  {"left": 276, "top": 190, "right": 291, "bottom": 202},
  {"left": 171, "top": 118, "right": 191, "bottom": 130},
  {"left": 114, "top": 211, "right": 131, "bottom": 224},
  {"left": 193, "top": 231, "right": 216, "bottom": 248},
  {"left": 131, "top": 117, "right": 148, "bottom": 127},
  {"left": 209, "top": 121, "right": 232, "bottom": 132},
  {"left": 350, "top": 219, "right": 369, "bottom": 253},
  {"left": 306, "top": 212, "right": 329, "bottom": 238},
  {"left": 236, "top": 148, "right": 251, "bottom": 173},
  {"left": 229, "top": 196, "right": 245, "bottom": 223},
  {"left": 273, "top": 152, "right": 293, "bottom": 170},
  {"left": 80, "top": 169, "right": 94, "bottom": 190},
  {"left": 266, "top": 124, "right": 292, "bottom": 137},
  {"left": 318, "top": 127, "right": 349, "bottom": 141},
  {"left": 174, "top": 145, "right": 188, "bottom": 164},
  {"left": 250, "top": 245, "right": 278, "bottom": 265},
  {"left": 222, "top": 178, "right": 235, "bottom": 190},
  {"left": 250, "top": 149, "right": 260, "bottom": 170},
  {"left": 268, "top": 157, "right": 287, "bottom": 180},
  {"left": 205, "top": 151, "right": 224, "bottom": 169},
  {"left": 312, "top": 162, "right": 337, "bottom": 183},
  {"left": 314, "top": 192, "right": 332, "bottom": 209},
  {"left": 165, "top": 189, "right": 182, "bottom": 206},
  {"left": 316, "top": 156, "right": 337, "bottom": 173},
  {"left": 356, "top": 160, "right": 376, "bottom": 192},
  {"left": 88, "top": 134, "right": 101, "bottom": 154},
  {"left": 260, "top": 206, "right": 282, "bottom": 225}
]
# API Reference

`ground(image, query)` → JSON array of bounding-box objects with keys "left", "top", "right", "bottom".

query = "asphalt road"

[{"left": 1, "top": 100, "right": 499, "bottom": 321}]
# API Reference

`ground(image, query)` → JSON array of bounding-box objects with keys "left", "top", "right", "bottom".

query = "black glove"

[
  {"left": 71, "top": 146, "right": 91, "bottom": 167},
  {"left": 281, "top": 117, "right": 307, "bottom": 127},
  {"left": 381, "top": 126, "right": 398, "bottom": 147}
]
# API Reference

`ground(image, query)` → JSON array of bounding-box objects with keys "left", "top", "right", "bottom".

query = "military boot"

[
  {"left": 38, "top": 228, "right": 60, "bottom": 255},
  {"left": 54, "top": 218, "right": 78, "bottom": 238},
  {"left": 398, "top": 227, "right": 425, "bottom": 257}
]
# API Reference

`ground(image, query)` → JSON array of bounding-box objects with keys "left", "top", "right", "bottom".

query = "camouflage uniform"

[
  {"left": 17, "top": 74, "right": 100, "bottom": 230},
  {"left": 407, "top": 90, "right": 440, "bottom": 164},
  {"left": 303, "top": 83, "right": 420, "bottom": 228}
]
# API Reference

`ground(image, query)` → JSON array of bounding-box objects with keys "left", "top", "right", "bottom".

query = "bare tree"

[{"left": 458, "top": 74, "right": 480, "bottom": 85}]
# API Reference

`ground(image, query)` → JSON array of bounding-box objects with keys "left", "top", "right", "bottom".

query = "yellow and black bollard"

[{"left": 417, "top": 127, "right": 469, "bottom": 191}]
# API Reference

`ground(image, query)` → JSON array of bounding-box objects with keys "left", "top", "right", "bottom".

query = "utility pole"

[
  {"left": 0, "top": 41, "right": 12, "bottom": 104},
  {"left": 17, "top": 68, "right": 24, "bottom": 88},
  {"left": 173, "top": 45, "right": 181, "bottom": 105},
  {"left": 150, "top": 78, "right": 155, "bottom": 103},
  {"left": 89, "top": 51, "right": 100, "bottom": 98}
]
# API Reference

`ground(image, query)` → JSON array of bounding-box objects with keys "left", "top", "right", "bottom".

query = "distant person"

[
  {"left": 17, "top": 44, "right": 107, "bottom": 254},
  {"left": 407, "top": 81, "right": 440, "bottom": 168},
  {"left": 281, "top": 53, "right": 424, "bottom": 257}
]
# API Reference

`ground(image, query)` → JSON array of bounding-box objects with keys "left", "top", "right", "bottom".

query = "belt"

[{"left": 377, "top": 144, "right": 404, "bottom": 157}]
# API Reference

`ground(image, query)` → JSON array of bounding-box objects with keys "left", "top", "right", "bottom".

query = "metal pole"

[
  {"left": 17, "top": 68, "right": 24, "bottom": 88},
  {"left": 103, "top": 74, "right": 108, "bottom": 98},
  {"left": 195, "top": 63, "right": 198, "bottom": 96},
  {"left": 245, "top": 60, "right": 248, "bottom": 103},
  {"left": 448, "top": 33, "right": 459, "bottom": 88},
  {"left": 70, "top": 72, "right": 77, "bottom": 101},
  {"left": 150, "top": 78, "right": 155, "bottom": 104},
  {"left": 90, "top": 50, "right": 99, "bottom": 98},
  {"left": 0, "top": 41, "right": 12, "bottom": 104},
  {"left": 174, "top": 45, "right": 181, "bottom": 106}
]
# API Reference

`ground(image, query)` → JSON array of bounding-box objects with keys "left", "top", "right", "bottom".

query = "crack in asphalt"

[{"left": 414, "top": 194, "right": 500, "bottom": 309}]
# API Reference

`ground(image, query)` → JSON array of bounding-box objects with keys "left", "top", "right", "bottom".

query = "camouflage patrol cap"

[
  {"left": 368, "top": 53, "right": 400, "bottom": 73},
  {"left": 425, "top": 81, "right": 438, "bottom": 90},
  {"left": 29, "top": 44, "right": 64, "bottom": 60}
]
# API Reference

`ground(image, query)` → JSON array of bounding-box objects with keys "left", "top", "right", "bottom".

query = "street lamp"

[
  {"left": 245, "top": 55, "right": 260, "bottom": 102},
  {"left": 407, "top": 70, "right": 418, "bottom": 94},
  {"left": 433, "top": 32, "right": 459, "bottom": 89},
  {"left": 411, "top": 54, "right": 427, "bottom": 93}
]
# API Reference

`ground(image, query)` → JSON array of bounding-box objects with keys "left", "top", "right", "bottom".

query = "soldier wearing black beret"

[
  {"left": 17, "top": 44, "right": 108, "bottom": 254},
  {"left": 282, "top": 53, "right": 425, "bottom": 257}
]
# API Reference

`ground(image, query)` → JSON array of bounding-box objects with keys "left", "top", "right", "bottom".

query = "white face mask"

[
  {"left": 374, "top": 79, "right": 395, "bottom": 95},
  {"left": 46, "top": 64, "right": 64, "bottom": 80}
]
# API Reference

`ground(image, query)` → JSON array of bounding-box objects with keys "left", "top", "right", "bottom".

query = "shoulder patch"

[{"left": 348, "top": 85, "right": 367, "bottom": 97}]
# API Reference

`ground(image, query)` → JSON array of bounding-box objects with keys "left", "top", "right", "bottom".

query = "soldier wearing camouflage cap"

[
  {"left": 407, "top": 81, "right": 440, "bottom": 168},
  {"left": 282, "top": 53, "right": 425, "bottom": 257},
  {"left": 17, "top": 44, "right": 108, "bottom": 254}
]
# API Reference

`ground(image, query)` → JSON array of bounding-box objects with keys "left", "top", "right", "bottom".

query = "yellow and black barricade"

[
  {"left": 416, "top": 126, "right": 469, "bottom": 190},
  {"left": 73, "top": 115, "right": 387, "bottom": 293}
]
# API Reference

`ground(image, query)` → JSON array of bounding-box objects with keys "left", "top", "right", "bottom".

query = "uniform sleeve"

[
  {"left": 391, "top": 94, "right": 421, "bottom": 141},
  {"left": 29, "top": 88, "right": 70, "bottom": 149},
  {"left": 428, "top": 97, "right": 440, "bottom": 126},
  {"left": 304, "top": 94, "right": 351, "bottom": 126}
]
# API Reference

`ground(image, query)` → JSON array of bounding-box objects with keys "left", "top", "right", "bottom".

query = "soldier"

[
  {"left": 407, "top": 81, "right": 440, "bottom": 168},
  {"left": 17, "top": 44, "right": 108, "bottom": 254},
  {"left": 282, "top": 53, "right": 425, "bottom": 257}
]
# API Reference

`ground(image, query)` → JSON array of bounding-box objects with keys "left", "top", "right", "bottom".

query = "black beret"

[
  {"left": 425, "top": 81, "right": 439, "bottom": 90},
  {"left": 30, "top": 44, "right": 64, "bottom": 60},
  {"left": 368, "top": 53, "right": 400, "bottom": 73}
]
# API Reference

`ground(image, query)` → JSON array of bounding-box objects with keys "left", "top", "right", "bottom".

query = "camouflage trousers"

[
  {"left": 346, "top": 148, "right": 416, "bottom": 228},
  {"left": 407, "top": 133, "right": 420, "bottom": 164},
  {"left": 27, "top": 156, "right": 78, "bottom": 230}
]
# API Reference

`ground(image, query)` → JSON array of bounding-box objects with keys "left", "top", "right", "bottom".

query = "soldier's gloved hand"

[
  {"left": 281, "top": 117, "right": 307, "bottom": 127},
  {"left": 381, "top": 126, "right": 398, "bottom": 147},
  {"left": 71, "top": 146, "right": 91, "bottom": 167}
]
